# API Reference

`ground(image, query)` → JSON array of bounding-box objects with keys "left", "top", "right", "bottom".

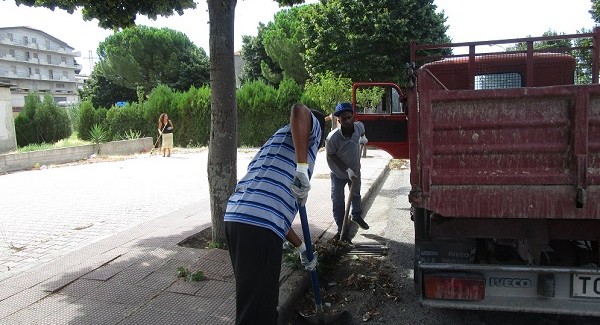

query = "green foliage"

[
  {"left": 104, "top": 103, "right": 147, "bottom": 141},
  {"left": 34, "top": 95, "right": 72, "bottom": 143},
  {"left": 574, "top": 28, "right": 594, "bottom": 84},
  {"left": 240, "top": 26, "right": 284, "bottom": 87},
  {"left": 506, "top": 30, "right": 572, "bottom": 51},
  {"left": 17, "top": 142, "right": 53, "bottom": 153},
  {"left": 276, "top": 77, "right": 303, "bottom": 110},
  {"left": 14, "top": 115, "right": 36, "bottom": 148},
  {"left": 17, "top": 133, "right": 91, "bottom": 153},
  {"left": 143, "top": 84, "right": 177, "bottom": 139},
  {"left": 262, "top": 5, "right": 312, "bottom": 86},
  {"left": 208, "top": 241, "right": 224, "bottom": 249},
  {"left": 355, "top": 87, "right": 385, "bottom": 112},
  {"left": 176, "top": 266, "right": 206, "bottom": 282},
  {"left": 303, "top": 71, "right": 352, "bottom": 114},
  {"left": 506, "top": 29, "right": 595, "bottom": 85},
  {"left": 15, "top": 0, "right": 196, "bottom": 29},
  {"left": 77, "top": 101, "right": 97, "bottom": 141},
  {"left": 302, "top": 0, "right": 449, "bottom": 83},
  {"left": 236, "top": 80, "right": 280, "bottom": 146},
  {"left": 119, "top": 129, "right": 142, "bottom": 140},
  {"left": 14, "top": 93, "right": 71, "bottom": 147},
  {"left": 97, "top": 25, "right": 209, "bottom": 96},
  {"left": 176, "top": 86, "right": 211, "bottom": 147},
  {"left": 80, "top": 67, "right": 138, "bottom": 109},
  {"left": 65, "top": 104, "right": 80, "bottom": 133},
  {"left": 591, "top": 0, "right": 600, "bottom": 23},
  {"left": 89, "top": 124, "right": 108, "bottom": 144}
]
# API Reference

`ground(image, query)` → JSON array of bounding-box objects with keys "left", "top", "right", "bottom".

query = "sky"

[{"left": 0, "top": 0, "right": 596, "bottom": 75}]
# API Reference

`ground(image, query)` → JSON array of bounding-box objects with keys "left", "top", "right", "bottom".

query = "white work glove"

[
  {"left": 157, "top": 128, "right": 163, "bottom": 135},
  {"left": 359, "top": 135, "right": 368, "bottom": 145},
  {"left": 346, "top": 168, "right": 357, "bottom": 180},
  {"left": 291, "top": 163, "right": 310, "bottom": 206},
  {"left": 297, "top": 242, "right": 318, "bottom": 271}
]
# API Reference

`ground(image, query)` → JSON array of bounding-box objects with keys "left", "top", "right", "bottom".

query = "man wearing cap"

[{"left": 326, "top": 102, "right": 369, "bottom": 241}]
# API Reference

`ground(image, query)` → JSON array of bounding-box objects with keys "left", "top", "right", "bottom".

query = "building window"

[
  {"left": 35, "top": 68, "right": 40, "bottom": 75},
  {"left": 25, "top": 52, "right": 30, "bottom": 61},
  {"left": 49, "top": 69, "right": 53, "bottom": 79},
  {"left": 46, "top": 40, "right": 50, "bottom": 49},
  {"left": 61, "top": 56, "right": 67, "bottom": 64},
  {"left": 31, "top": 37, "right": 36, "bottom": 44},
  {"left": 9, "top": 49, "right": 15, "bottom": 57},
  {"left": 23, "top": 36, "right": 28, "bottom": 44},
  {"left": 11, "top": 66, "right": 16, "bottom": 74},
  {"left": 7, "top": 33, "right": 13, "bottom": 41},
  {"left": 28, "top": 67, "right": 32, "bottom": 76},
  {"left": 56, "top": 83, "right": 65, "bottom": 88},
  {"left": 62, "top": 71, "right": 68, "bottom": 79},
  {"left": 33, "top": 53, "right": 38, "bottom": 59},
  {"left": 47, "top": 54, "right": 52, "bottom": 64}
]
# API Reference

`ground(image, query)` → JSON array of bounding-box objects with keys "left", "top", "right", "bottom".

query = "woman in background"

[{"left": 158, "top": 113, "right": 174, "bottom": 157}]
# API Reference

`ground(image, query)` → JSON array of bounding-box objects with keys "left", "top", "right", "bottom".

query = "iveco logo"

[{"left": 489, "top": 277, "right": 532, "bottom": 288}]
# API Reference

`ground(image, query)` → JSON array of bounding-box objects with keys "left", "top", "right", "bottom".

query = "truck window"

[
  {"left": 475, "top": 72, "right": 522, "bottom": 89},
  {"left": 356, "top": 85, "right": 404, "bottom": 114}
]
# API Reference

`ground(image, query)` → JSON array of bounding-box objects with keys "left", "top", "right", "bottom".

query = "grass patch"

[{"left": 15, "top": 133, "right": 91, "bottom": 153}]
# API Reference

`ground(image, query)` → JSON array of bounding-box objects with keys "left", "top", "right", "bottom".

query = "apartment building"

[{"left": 0, "top": 26, "right": 81, "bottom": 110}]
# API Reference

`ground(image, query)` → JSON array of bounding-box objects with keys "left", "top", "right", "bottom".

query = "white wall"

[{"left": 0, "top": 86, "right": 17, "bottom": 153}]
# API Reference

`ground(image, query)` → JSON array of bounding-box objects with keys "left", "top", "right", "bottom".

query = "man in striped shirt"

[{"left": 224, "top": 103, "right": 326, "bottom": 325}]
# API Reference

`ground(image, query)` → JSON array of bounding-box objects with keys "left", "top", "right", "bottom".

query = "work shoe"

[{"left": 351, "top": 216, "right": 369, "bottom": 230}]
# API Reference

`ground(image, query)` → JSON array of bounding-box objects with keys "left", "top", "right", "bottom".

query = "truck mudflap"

[{"left": 418, "top": 262, "right": 600, "bottom": 316}]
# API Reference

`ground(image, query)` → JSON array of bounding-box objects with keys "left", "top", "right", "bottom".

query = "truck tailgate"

[{"left": 411, "top": 69, "right": 600, "bottom": 219}]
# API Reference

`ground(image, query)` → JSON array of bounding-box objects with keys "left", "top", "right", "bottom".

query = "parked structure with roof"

[{"left": 0, "top": 26, "right": 81, "bottom": 110}]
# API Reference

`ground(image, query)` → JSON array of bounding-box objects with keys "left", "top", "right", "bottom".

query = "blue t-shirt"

[{"left": 224, "top": 112, "right": 322, "bottom": 240}]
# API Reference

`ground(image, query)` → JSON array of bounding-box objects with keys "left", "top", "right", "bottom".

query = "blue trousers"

[{"left": 330, "top": 172, "right": 362, "bottom": 232}]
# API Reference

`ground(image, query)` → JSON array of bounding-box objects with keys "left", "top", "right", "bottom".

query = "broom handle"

[{"left": 298, "top": 205, "right": 324, "bottom": 311}]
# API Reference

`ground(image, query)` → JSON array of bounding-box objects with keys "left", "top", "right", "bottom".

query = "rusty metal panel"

[{"left": 413, "top": 71, "right": 600, "bottom": 219}]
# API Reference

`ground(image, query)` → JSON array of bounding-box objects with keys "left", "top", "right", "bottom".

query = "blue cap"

[{"left": 333, "top": 102, "right": 353, "bottom": 117}]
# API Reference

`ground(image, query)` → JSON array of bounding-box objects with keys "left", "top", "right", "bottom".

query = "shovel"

[
  {"left": 338, "top": 176, "right": 357, "bottom": 242},
  {"left": 298, "top": 204, "right": 348, "bottom": 324}
]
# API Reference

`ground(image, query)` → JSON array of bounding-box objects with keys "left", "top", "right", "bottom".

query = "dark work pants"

[{"left": 225, "top": 221, "right": 283, "bottom": 325}]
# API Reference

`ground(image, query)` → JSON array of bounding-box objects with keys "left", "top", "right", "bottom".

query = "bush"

[
  {"left": 104, "top": 103, "right": 146, "bottom": 140},
  {"left": 144, "top": 85, "right": 177, "bottom": 139},
  {"left": 65, "top": 104, "right": 80, "bottom": 133},
  {"left": 236, "top": 80, "right": 279, "bottom": 146},
  {"left": 176, "top": 86, "right": 211, "bottom": 147},
  {"left": 14, "top": 93, "right": 71, "bottom": 146},
  {"left": 34, "top": 95, "right": 72, "bottom": 143},
  {"left": 77, "top": 101, "right": 96, "bottom": 141}
]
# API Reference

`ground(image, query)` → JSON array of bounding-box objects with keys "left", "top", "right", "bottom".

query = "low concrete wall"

[{"left": 0, "top": 137, "right": 153, "bottom": 174}]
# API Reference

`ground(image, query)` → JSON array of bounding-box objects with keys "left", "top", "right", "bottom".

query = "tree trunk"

[{"left": 207, "top": 0, "right": 238, "bottom": 245}]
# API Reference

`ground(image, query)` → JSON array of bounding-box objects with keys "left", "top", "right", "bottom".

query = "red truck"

[{"left": 353, "top": 29, "right": 600, "bottom": 316}]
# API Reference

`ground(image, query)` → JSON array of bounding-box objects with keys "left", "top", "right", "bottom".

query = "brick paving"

[{"left": 0, "top": 148, "right": 391, "bottom": 324}]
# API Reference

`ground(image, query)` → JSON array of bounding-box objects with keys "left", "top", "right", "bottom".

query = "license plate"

[{"left": 572, "top": 274, "right": 600, "bottom": 298}]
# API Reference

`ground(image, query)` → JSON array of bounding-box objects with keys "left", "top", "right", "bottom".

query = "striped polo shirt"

[{"left": 224, "top": 112, "right": 322, "bottom": 240}]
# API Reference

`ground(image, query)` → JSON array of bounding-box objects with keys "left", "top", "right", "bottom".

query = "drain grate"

[{"left": 348, "top": 244, "right": 388, "bottom": 256}]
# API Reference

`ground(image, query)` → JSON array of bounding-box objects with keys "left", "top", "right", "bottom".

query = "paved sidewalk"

[{"left": 0, "top": 149, "right": 391, "bottom": 324}]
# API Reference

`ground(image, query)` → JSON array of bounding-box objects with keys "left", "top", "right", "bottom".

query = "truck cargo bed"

[{"left": 409, "top": 70, "right": 600, "bottom": 219}]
